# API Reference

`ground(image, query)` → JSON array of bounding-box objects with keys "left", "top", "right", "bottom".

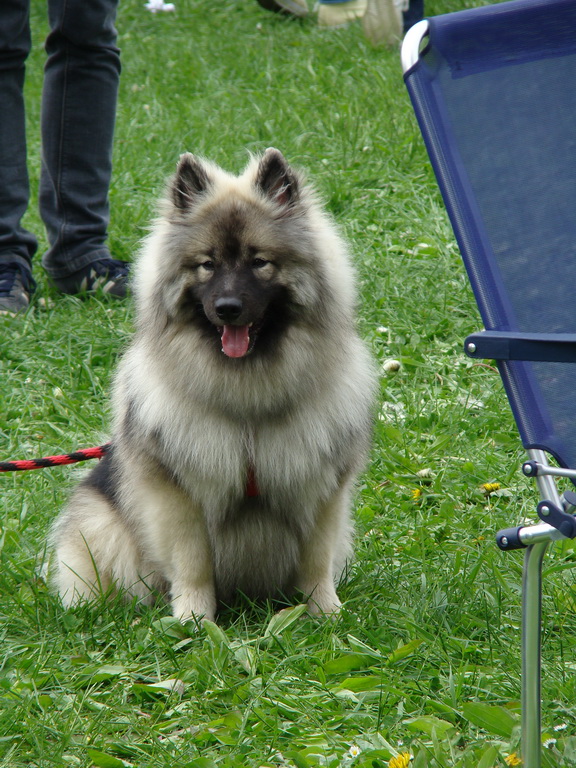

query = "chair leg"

[{"left": 522, "top": 541, "right": 547, "bottom": 768}]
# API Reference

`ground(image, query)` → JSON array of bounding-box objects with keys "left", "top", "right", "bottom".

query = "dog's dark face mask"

[
  {"left": 168, "top": 149, "right": 299, "bottom": 359},
  {"left": 196, "top": 253, "right": 288, "bottom": 359}
]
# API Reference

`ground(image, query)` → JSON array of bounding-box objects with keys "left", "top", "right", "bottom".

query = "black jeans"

[
  {"left": 403, "top": 0, "right": 424, "bottom": 33},
  {"left": 0, "top": 0, "right": 121, "bottom": 279}
]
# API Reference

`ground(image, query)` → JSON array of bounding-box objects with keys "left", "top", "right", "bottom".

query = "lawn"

[{"left": 1, "top": 0, "right": 575, "bottom": 766}]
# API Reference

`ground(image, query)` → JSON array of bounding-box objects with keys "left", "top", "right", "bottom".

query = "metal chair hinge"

[
  {"left": 522, "top": 460, "right": 539, "bottom": 477},
  {"left": 537, "top": 499, "right": 576, "bottom": 538}
]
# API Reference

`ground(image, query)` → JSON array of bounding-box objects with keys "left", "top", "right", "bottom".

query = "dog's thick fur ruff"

[{"left": 49, "top": 149, "right": 377, "bottom": 622}]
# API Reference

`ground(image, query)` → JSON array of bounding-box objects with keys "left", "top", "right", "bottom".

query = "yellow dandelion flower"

[
  {"left": 411, "top": 488, "right": 422, "bottom": 501},
  {"left": 481, "top": 482, "right": 501, "bottom": 494},
  {"left": 505, "top": 754, "right": 522, "bottom": 767},
  {"left": 388, "top": 753, "right": 412, "bottom": 768}
]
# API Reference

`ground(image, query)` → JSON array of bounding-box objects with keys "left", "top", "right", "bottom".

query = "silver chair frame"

[{"left": 519, "top": 449, "right": 567, "bottom": 768}]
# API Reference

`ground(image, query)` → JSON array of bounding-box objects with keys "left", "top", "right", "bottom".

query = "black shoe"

[
  {"left": 53, "top": 258, "right": 130, "bottom": 298},
  {"left": 256, "top": 0, "right": 308, "bottom": 17},
  {"left": 0, "top": 262, "right": 35, "bottom": 315}
]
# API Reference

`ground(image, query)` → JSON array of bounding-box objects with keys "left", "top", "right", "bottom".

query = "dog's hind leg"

[{"left": 49, "top": 488, "right": 150, "bottom": 607}]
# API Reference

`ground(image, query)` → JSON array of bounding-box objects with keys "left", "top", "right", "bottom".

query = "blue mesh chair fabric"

[{"left": 404, "top": 0, "right": 576, "bottom": 469}]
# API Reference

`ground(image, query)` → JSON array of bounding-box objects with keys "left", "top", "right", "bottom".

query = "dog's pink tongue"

[{"left": 221, "top": 325, "right": 250, "bottom": 358}]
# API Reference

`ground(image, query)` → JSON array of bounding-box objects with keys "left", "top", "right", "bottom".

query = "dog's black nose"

[{"left": 214, "top": 297, "right": 243, "bottom": 322}]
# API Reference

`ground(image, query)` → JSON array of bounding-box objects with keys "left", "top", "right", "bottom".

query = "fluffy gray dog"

[{"left": 50, "top": 149, "right": 377, "bottom": 623}]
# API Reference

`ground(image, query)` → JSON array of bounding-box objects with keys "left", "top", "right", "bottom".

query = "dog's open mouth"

[{"left": 218, "top": 322, "right": 260, "bottom": 358}]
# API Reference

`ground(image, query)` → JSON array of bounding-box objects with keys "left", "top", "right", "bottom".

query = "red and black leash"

[
  {"left": 0, "top": 443, "right": 111, "bottom": 472},
  {"left": 0, "top": 442, "right": 260, "bottom": 496}
]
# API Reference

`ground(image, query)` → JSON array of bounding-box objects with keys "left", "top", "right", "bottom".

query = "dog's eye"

[
  {"left": 199, "top": 260, "right": 215, "bottom": 271},
  {"left": 252, "top": 258, "right": 270, "bottom": 269}
]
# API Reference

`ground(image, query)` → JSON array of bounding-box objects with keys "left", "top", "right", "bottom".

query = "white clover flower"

[
  {"left": 378, "top": 401, "right": 407, "bottom": 423},
  {"left": 145, "top": 0, "right": 175, "bottom": 11},
  {"left": 382, "top": 359, "right": 401, "bottom": 373},
  {"left": 456, "top": 394, "right": 485, "bottom": 410},
  {"left": 553, "top": 723, "right": 568, "bottom": 731},
  {"left": 543, "top": 738, "right": 557, "bottom": 748}
]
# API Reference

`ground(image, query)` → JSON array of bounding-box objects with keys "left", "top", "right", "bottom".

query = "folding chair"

[{"left": 401, "top": 0, "right": 576, "bottom": 764}]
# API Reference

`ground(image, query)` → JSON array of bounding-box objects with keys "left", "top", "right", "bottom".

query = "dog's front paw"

[
  {"left": 303, "top": 583, "right": 342, "bottom": 618},
  {"left": 171, "top": 587, "right": 216, "bottom": 625}
]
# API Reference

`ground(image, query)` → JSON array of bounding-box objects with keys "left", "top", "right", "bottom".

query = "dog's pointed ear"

[
  {"left": 172, "top": 153, "right": 211, "bottom": 210},
  {"left": 256, "top": 148, "right": 299, "bottom": 208}
]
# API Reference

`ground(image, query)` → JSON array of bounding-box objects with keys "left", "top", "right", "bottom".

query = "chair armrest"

[{"left": 465, "top": 331, "right": 576, "bottom": 363}]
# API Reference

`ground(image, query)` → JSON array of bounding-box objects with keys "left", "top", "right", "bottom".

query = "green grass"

[{"left": 2, "top": 0, "right": 576, "bottom": 765}]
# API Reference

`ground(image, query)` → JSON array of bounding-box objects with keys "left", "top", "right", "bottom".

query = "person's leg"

[
  {"left": 362, "top": 0, "right": 402, "bottom": 44},
  {"left": 403, "top": 0, "right": 423, "bottom": 32},
  {"left": 0, "top": 0, "right": 37, "bottom": 313},
  {"left": 41, "top": 0, "right": 127, "bottom": 294},
  {"left": 317, "top": 0, "right": 367, "bottom": 27},
  {"left": 0, "top": 1, "right": 38, "bottom": 276}
]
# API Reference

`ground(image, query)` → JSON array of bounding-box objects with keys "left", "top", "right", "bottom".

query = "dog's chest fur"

[{"left": 147, "top": 415, "right": 327, "bottom": 602}]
